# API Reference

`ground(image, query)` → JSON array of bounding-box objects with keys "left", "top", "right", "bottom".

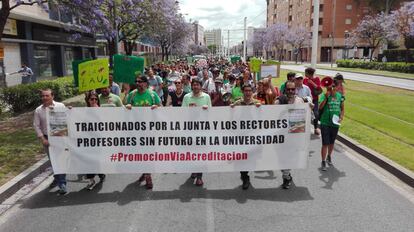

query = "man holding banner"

[
  {"left": 126, "top": 75, "right": 162, "bottom": 189},
  {"left": 182, "top": 79, "right": 211, "bottom": 186},
  {"left": 275, "top": 81, "right": 305, "bottom": 189},
  {"left": 230, "top": 83, "right": 261, "bottom": 189},
  {"left": 33, "top": 89, "right": 67, "bottom": 194}
]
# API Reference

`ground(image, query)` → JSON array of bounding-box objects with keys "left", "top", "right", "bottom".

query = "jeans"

[
  {"left": 240, "top": 171, "right": 249, "bottom": 180},
  {"left": 312, "top": 100, "right": 319, "bottom": 129},
  {"left": 281, "top": 169, "right": 291, "bottom": 179}
]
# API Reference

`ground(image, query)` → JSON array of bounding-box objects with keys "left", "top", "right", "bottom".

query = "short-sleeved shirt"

[
  {"left": 110, "top": 82, "right": 120, "bottom": 96},
  {"left": 182, "top": 92, "right": 212, "bottom": 107},
  {"left": 99, "top": 93, "right": 123, "bottom": 107},
  {"left": 295, "top": 85, "right": 312, "bottom": 100},
  {"left": 303, "top": 77, "right": 322, "bottom": 102},
  {"left": 127, "top": 89, "right": 161, "bottom": 107},
  {"left": 231, "top": 86, "right": 243, "bottom": 102},
  {"left": 319, "top": 92, "right": 344, "bottom": 128},
  {"left": 148, "top": 75, "right": 164, "bottom": 98}
]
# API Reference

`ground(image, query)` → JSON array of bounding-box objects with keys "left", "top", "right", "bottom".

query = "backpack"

[{"left": 278, "top": 95, "right": 289, "bottom": 105}]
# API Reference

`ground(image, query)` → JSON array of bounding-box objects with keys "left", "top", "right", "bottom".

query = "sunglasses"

[
  {"left": 286, "top": 88, "right": 296, "bottom": 91},
  {"left": 89, "top": 98, "right": 98, "bottom": 101},
  {"left": 135, "top": 80, "right": 145, "bottom": 83},
  {"left": 174, "top": 82, "right": 182, "bottom": 84}
]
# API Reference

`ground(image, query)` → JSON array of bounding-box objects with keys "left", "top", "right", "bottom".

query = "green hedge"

[
  {"left": 0, "top": 76, "right": 78, "bottom": 114},
  {"left": 336, "top": 60, "right": 414, "bottom": 73},
  {"left": 382, "top": 49, "right": 414, "bottom": 62}
]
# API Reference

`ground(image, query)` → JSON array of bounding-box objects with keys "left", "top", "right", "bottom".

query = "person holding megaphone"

[{"left": 318, "top": 77, "right": 345, "bottom": 171}]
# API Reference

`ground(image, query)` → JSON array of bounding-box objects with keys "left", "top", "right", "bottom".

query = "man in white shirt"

[
  {"left": 33, "top": 89, "right": 67, "bottom": 194},
  {"left": 294, "top": 73, "right": 312, "bottom": 102}
]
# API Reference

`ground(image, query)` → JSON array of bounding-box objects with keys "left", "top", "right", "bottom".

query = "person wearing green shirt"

[
  {"left": 125, "top": 75, "right": 162, "bottom": 189},
  {"left": 231, "top": 77, "right": 243, "bottom": 102},
  {"left": 182, "top": 79, "right": 211, "bottom": 186},
  {"left": 126, "top": 78, "right": 161, "bottom": 107},
  {"left": 99, "top": 86, "right": 123, "bottom": 107},
  {"left": 230, "top": 83, "right": 261, "bottom": 190},
  {"left": 318, "top": 79, "right": 345, "bottom": 171}
]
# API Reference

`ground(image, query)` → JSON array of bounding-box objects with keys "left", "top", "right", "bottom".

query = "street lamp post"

[{"left": 311, "top": 0, "right": 320, "bottom": 68}]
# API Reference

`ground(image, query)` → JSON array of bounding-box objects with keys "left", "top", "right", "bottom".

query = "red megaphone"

[{"left": 321, "top": 76, "right": 333, "bottom": 87}]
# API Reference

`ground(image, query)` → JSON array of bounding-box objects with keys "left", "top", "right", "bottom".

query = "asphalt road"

[
  {"left": 0, "top": 135, "right": 413, "bottom": 232},
  {"left": 282, "top": 65, "right": 414, "bottom": 91}
]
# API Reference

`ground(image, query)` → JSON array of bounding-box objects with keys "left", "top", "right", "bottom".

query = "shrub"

[
  {"left": 0, "top": 76, "right": 78, "bottom": 114},
  {"left": 336, "top": 60, "right": 414, "bottom": 73},
  {"left": 383, "top": 49, "right": 414, "bottom": 62}
]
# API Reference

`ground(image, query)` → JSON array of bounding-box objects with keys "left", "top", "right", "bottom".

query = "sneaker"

[
  {"left": 49, "top": 180, "right": 58, "bottom": 189},
  {"left": 282, "top": 175, "right": 292, "bottom": 189},
  {"left": 58, "top": 184, "right": 67, "bottom": 195},
  {"left": 195, "top": 177, "right": 203, "bottom": 186},
  {"left": 327, "top": 155, "right": 333, "bottom": 166},
  {"left": 145, "top": 175, "right": 153, "bottom": 189},
  {"left": 190, "top": 173, "right": 197, "bottom": 179},
  {"left": 321, "top": 161, "right": 327, "bottom": 171},
  {"left": 242, "top": 177, "right": 250, "bottom": 190},
  {"left": 138, "top": 174, "right": 145, "bottom": 183},
  {"left": 99, "top": 174, "right": 106, "bottom": 183},
  {"left": 86, "top": 179, "right": 96, "bottom": 190}
]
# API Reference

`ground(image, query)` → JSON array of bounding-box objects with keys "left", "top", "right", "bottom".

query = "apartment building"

[{"left": 266, "top": 0, "right": 402, "bottom": 62}]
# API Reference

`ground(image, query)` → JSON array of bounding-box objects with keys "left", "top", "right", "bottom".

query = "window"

[
  {"left": 320, "top": 4, "right": 324, "bottom": 12},
  {"left": 345, "top": 19, "right": 352, "bottom": 25},
  {"left": 346, "top": 4, "right": 352, "bottom": 10},
  {"left": 319, "top": 18, "right": 323, "bottom": 25},
  {"left": 64, "top": 47, "right": 74, "bottom": 75}
]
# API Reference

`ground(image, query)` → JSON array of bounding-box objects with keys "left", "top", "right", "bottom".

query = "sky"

[{"left": 179, "top": 0, "right": 267, "bottom": 46}]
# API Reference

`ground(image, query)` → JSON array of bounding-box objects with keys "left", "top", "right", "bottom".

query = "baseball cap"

[
  {"left": 334, "top": 73, "right": 345, "bottom": 83},
  {"left": 294, "top": 73, "right": 304, "bottom": 79}
]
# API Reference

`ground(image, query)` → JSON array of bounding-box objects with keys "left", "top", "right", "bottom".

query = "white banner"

[{"left": 47, "top": 105, "right": 311, "bottom": 174}]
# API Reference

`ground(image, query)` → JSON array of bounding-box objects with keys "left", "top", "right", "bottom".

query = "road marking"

[{"left": 205, "top": 194, "right": 215, "bottom": 232}]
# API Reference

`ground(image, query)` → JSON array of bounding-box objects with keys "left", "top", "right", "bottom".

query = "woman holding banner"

[{"left": 84, "top": 91, "right": 106, "bottom": 190}]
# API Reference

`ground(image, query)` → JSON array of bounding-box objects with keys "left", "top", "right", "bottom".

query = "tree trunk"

[
  {"left": 124, "top": 41, "right": 135, "bottom": 56},
  {"left": 161, "top": 46, "right": 166, "bottom": 62},
  {"left": 108, "top": 39, "right": 116, "bottom": 68}
]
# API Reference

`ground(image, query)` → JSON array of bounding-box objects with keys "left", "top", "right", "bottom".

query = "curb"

[
  {"left": 0, "top": 157, "right": 50, "bottom": 203},
  {"left": 310, "top": 66, "right": 414, "bottom": 81},
  {"left": 337, "top": 133, "right": 414, "bottom": 188}
]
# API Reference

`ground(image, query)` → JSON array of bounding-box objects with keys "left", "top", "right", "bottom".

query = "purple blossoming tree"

[
  {"left": 349, "top": 13, "right": 397, "bottom": 61},
  {"left": 264, "top": 23, "right": 289, "bottom": 61},
  {"left": 285, "top": 27, "right": 311, "bottom": 64}
]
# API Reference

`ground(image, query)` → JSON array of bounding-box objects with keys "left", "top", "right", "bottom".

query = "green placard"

[
  {"left": 72, "top": 58, "right": 92, "bottom": 87},
  {"left": 113, "top": 54, "right": 145, "bottom": 84},
  {"left": 78, "top": 59, "right": 110, "bottom": 92},
  {"left": 231, "top": 56, "right": 241, "bottom": 64},
  {"left": 249, "top": 58, "right": 262, "bottom": 73},
  {"left": 187, "top": 56, "right": 193, "bottom": 64}
]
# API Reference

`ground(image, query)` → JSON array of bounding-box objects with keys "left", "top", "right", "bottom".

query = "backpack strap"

[{"left": 127, "top": 89, "right": 138, "bottom": 105}]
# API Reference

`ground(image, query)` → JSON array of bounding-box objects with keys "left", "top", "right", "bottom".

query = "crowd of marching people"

[{"left": 34, "top": 57, "right": 345, "bottom": 194}]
